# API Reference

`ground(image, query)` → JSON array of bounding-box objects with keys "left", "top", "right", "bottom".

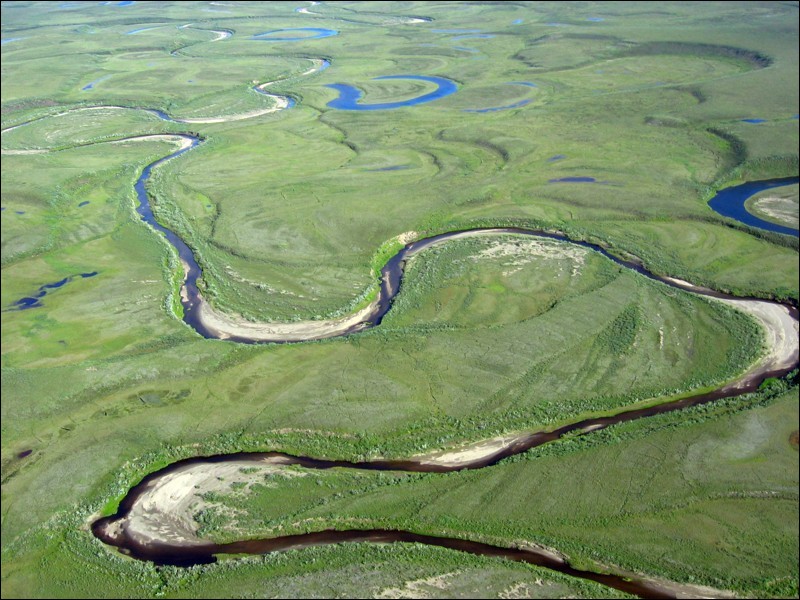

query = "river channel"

[
  {"left": 4, "top": 54, "right": 796, "bottom": 599},
  {"left": 707, "top": 175, "right": 799, "bottom": 237},
  {"left": 88, "top": 125, "right": 800, "bottom": 599}
]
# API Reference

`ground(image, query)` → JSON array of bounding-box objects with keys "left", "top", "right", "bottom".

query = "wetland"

[{"left": 2, "top": 2, "right": 798, "bottom": 598}]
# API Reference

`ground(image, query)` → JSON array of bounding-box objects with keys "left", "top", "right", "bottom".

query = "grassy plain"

[
  {"left": 163, "top": 387, "right": 800, "bottom": 598},
  {"left": 2, "top": 1, "right": 798, "bottom": 598}
]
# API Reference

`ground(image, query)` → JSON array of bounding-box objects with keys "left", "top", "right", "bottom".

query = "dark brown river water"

[
  {"left": 92, "top": 228, "right": 798, "bottom": 599},
  {"left": 82, "top": 126, "right": 798, "bottom": 599},
  {"left": 6, "top": 52, "right": 795, "bottom": 600}
]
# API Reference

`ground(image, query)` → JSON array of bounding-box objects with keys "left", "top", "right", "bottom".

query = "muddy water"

[
  {"left": 14, "top": 58, "right": 790, "bottom": 598},
  {"left": 93, "top": 515, "right": 672, "bottom": 597},
  {"left": 6, "top": 114, "right": 795, "bottom": 595},
  {"left": 93, "top": 343, "right": 795, "bottom": 597},
  {"left": 98, "top": 134, "right": 798, "bottom": 597}
]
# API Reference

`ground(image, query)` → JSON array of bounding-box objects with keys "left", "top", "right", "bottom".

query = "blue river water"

[
  {"left": 252, "top": 28, "right": 338, "bottom": 41},
  {"left": 326, "top": 75, "right": 457, "bottom": 110},
  {"left": 252, "top": 84, "right": 297, "bottom": 108},
  {"left": 136, "top": 77, "right": 297, "bottom": 119},
  {"left": 707, "top": 176, "right": 799, "bottom": 237}
]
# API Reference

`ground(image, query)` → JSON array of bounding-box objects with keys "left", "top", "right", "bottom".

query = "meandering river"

[
  {"left": 3, "top": 45, "right": 797, "bottom": 600},
  {"left": 707, "top": 176, "right": 799, "bottom": 237},
  {"left": 89, "top": 127, "right": 798, "bottom": 599}
]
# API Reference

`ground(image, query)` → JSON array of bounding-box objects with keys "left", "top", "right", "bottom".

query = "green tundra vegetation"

[
  {"left": 1, "top": 1, "right": 797, "bottom": 598},
  {"left": 165, "top": 386, "right": 800, "bottom": 598}
]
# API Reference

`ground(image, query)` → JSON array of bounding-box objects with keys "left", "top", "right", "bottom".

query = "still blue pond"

[
  {"left": 451, "top": 34, "right": 494, "bottom": 41},
  {"left": 81, "top": 75, "right": 111, "bottom": 91},
  {"left": 126, "top": 26, "right": 161, "bottom": 34},
  {"left": 465, "top": 99, "right": 531, "bottom": 113},
  {"left": 370, "top": 165, "right": 411, "bottom": 172},
  {"left": 7, "top": 272, "right": 99, "bottom": 311}
]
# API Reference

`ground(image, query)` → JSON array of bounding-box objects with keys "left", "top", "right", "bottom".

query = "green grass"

[
  {"left": 2, "top": 1, "right": 798, "bottom": 598},
  {"left": 0, "top": 234, "right": 768, "bottom": 592},
  {"left": 1, "top": 530, "right": 630, "bottom": 599},
  {"left": 172, "top": 387, "right": 800, "bottom": 598},
  {"left": 1, "top": 137, "right": 187, "bottom": 265}
]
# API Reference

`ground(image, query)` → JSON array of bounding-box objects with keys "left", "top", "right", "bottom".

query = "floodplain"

[{"left": 1, "top": 1, "right": 798, "bottom": 598}]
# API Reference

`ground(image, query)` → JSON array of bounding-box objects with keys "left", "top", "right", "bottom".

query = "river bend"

[{"left": 2, "top": 43, "right": 797, "bottom": 600}]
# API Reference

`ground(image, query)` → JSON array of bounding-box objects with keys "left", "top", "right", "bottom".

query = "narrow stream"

[
  {"left": 92, "top": 329, "right": 796, "bottom": 596},
  {"left": 87, "top": 126, "right": 798, "bottom": 600},
  {"left": 5, "top": 57, "right": 796, "bottom": 599}
]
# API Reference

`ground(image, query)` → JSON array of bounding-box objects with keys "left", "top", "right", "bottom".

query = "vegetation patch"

[{"left": 1, "top": 1, "right": 797, "bottom": 598}]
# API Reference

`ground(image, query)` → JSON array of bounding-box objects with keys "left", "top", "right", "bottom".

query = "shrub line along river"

[
  {"left": 90, "top": 125, "right": 798, "bottom": 599},
  {"left": 2, "top": 53, "right": 797, "bottom": 600}
]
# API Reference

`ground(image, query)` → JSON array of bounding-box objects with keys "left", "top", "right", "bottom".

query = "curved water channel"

[
  {"left": 326, "top": 75, "right": 458, "bottom": 110},
  {"left": 3, "top": 47, "right": 798, "bottom": 599},
  {"left": 252, "top": 27, "right": 338, "bottom": 41},
  {"left": 707, "top": 175, "right": 799, "bottom": 237},
  {"left": 90, "top": 125, "right": 799, "bottom": 599}
]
